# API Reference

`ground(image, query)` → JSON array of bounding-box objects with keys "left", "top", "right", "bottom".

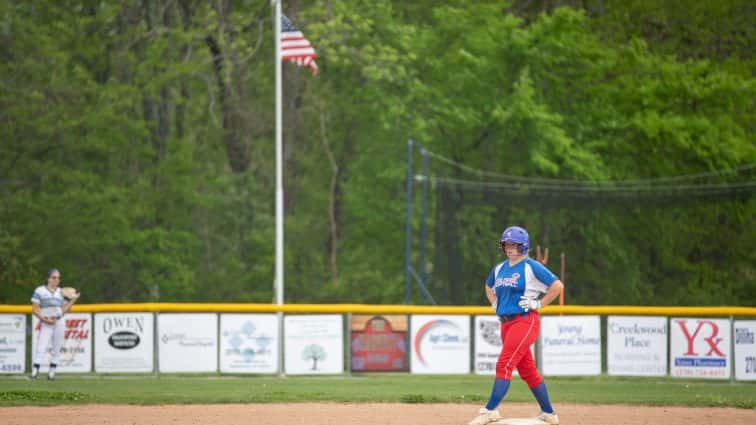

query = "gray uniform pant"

[{"left": 34, "top": 318, "right": 65, "bottom": 366}]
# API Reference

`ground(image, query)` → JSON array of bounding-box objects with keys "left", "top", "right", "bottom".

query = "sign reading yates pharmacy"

[{"left": 670, "top": 318, "right": 731, "bottom": 379}]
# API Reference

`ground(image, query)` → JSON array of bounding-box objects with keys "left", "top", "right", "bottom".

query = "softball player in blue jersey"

[
  {"left": 30, "top": 269, "right": 79, "bottom": 380},
  {"left": 468, "top": 226, "right": 564, "bottom": 425}
]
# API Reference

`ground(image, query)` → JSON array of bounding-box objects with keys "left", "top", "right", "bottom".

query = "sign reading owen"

[{"left": 95, "top": 313, "right": 154, "bottom": 373}]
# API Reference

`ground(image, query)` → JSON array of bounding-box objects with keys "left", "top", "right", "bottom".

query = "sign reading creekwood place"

[
  {"left": 607, "top": 316, "right": 667, "bottom": 376},
  {"left": 95, "top": 313, "right": 154, "bottom": 373}
]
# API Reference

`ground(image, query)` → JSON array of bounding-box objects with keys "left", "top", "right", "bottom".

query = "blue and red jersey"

[{"left": 486, "top": 258, "right": 559, "bottom": 316}]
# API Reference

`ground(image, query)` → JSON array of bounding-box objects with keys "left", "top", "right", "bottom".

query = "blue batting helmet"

[{"left": 500, "top": 226, "right": 530, "bottom": 254}]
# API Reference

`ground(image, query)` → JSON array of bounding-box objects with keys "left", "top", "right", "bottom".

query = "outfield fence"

[{"left": 0, "top": 304, "right": 754, "bottom": 380}]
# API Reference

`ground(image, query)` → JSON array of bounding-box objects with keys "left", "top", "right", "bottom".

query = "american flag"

[{"left": 280, "top": 14, "right": 319, "bottom": 75}]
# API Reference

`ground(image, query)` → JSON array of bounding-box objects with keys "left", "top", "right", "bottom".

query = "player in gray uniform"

[{"left": 30, "top": 269, "right": 79, "bottom": 380}]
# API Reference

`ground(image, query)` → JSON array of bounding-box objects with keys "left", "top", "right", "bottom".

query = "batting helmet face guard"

[{"left": 500, "top": 226, "right": 530, "bottom": 254}]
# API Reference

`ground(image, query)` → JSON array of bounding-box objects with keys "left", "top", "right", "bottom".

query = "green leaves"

[{"left": 0, "top": 1, "right": 752, "bottom": 306}]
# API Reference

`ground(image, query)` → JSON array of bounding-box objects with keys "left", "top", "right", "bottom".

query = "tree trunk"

[
  {"left": 206, "top": 0, "right": 251, "bottom": 173},
  {"left": 319, "top": 101, "right": 340, "bottom": 285}
]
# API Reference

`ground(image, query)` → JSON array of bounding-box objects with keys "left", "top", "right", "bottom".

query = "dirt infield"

[{"left": 2, "top": 402, "right": 754, "bottom": 424}]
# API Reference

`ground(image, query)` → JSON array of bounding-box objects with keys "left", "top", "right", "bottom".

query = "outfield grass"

[{"left": 0, "top": 374, "right": 754, "bottom": 408}]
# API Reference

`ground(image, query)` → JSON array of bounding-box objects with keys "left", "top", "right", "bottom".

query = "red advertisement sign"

[{"left": 350, "top": 315, "right": 407, "bottom": 372}]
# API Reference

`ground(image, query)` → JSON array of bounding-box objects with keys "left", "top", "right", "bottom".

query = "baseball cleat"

[
  {"left": 468, "top": 407, "right": 501, "bottom": 425},
  {"left": 535, "top": 411, "right": 559, "bottom": 424}
]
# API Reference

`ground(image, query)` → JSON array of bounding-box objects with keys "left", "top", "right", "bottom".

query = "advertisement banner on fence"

[
  {"left": 95, "top": 313, "right": 154, "bottom": 373},
  {"left": 32, "top": 313, "right": 92, "bottom": 373},
  {"left": 220, "top": 314, "right": 279, "bottom": 374},
  {"left": 0, "top": 314, "right": 25, "bottom": 374},
  {"left": 540, "top": 315, "right": 601, "bottom": 376},
  {"left": 733, "top": 320, "right": 755, "bottom": 381},
  {"left": 284, "top": 315, "right": 343, "bottom": 374},
  {"left": 411, "top": 315, "right": 470, "bottom": 374},
  {"left": 607, "top": 316, "right": 667, "bottom": 376},
  {"left": 474, "top": 315, "right": 533, "bottom": 375},
  {"left": 670, "top": 317, "right": 730, "bottom": 379},
  {"left": 350, "top": 315, "right": 407, "bottom": 372},
  {"left": 158, "top": 314, "right": 217, "bottom": 373}
]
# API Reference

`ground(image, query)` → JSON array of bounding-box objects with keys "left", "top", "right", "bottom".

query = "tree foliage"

[{"left": 1, "top": 0, "right": 753, "bottom": 306}]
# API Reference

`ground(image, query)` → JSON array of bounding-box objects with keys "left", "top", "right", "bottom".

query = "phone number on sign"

[
  {"left": 0, "top": 364, "right": 23, "bottom": 372},
  {"left": 675, "top": 368, "right": 727, "bottom": 378},
  {"left": 746, "top": 356, "right": 756, "bottom": 374}
]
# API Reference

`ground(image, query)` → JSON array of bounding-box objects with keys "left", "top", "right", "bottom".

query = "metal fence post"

[{"left": 405, "top": 139, "right": 414, "bottom": 304}]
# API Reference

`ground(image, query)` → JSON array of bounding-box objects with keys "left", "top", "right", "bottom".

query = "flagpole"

[
  {"left": 274, "top": 0, "right": 285, "bottom": 375},
  {"left": 274, "top": 0, "right": 284, "bottom": 307}
]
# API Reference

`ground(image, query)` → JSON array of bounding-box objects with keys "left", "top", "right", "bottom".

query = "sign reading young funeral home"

[{"left": 540, "top": 315, "right": 601, "bottom": 376}]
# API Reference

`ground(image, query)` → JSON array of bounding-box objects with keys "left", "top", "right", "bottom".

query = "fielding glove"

[
  {"left": 61, "top": 287, "right": 80, "bottom": 301},
  {"left": 518, "top": 296, "right": 541, "bottom": 312}
]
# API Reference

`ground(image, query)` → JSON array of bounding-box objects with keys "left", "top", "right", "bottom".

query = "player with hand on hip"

[
  {"left": 468, "top": 226, "right": 564, "bottom": 425},
  {"left": 30, "top": 268, "right": 79, "bottom": 380}
]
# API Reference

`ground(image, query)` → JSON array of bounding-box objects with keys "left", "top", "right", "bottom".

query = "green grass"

[{"left": 0, "top": 374, "right": 754, "bottom": 408}]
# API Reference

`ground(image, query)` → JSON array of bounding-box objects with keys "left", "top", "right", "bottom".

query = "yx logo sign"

[
  {"left": 671, "top": 318, "right": 730, "bottom": 379},
  {"left": 675, "top": 320, "right": 725, "bottom": 357}
]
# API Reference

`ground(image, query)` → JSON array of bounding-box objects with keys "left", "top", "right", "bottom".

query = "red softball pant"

[{"left": 495, "top": 311, "right": 543, "bottom": 388}]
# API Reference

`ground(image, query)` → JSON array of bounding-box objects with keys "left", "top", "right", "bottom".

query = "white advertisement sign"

[
  {"left": 284, "top": 315, "right": 343, "bottom": 374},
  {"left": 95, "top": 313, "right": 154, "bottom": 373},
  {"left": 220, "top": 314, "right": 279, "bottom": 374},
  {"left": 0, "top": 315, "right": 26, "bottom": 374},
  {"left": 158, "top": 314, "right": 218, "bottom": 373},
  {"left": 733, "top": 320, "right": 755, "bottom": 381},
  {"left": 411, "top": 315, "right": 470, "bottom": 374},
  {"left": 474, "top": 315, "right": 532, "bottom": 375},
  {"left": 607, "top": 316, "right": 667, "bottom": 376},
  {"left": 670, "top": 317, "right": 730, "bottom": 379},
  {"left": 540, "top": 315, "right": 601, "bottom": 376},
  {"left": 32, "top": 313, "right": 92, "bottom": 372}
]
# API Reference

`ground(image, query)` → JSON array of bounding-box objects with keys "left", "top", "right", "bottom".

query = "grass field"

[{"left": 0, "top": 374, "right": 754, "bottom": 408}]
